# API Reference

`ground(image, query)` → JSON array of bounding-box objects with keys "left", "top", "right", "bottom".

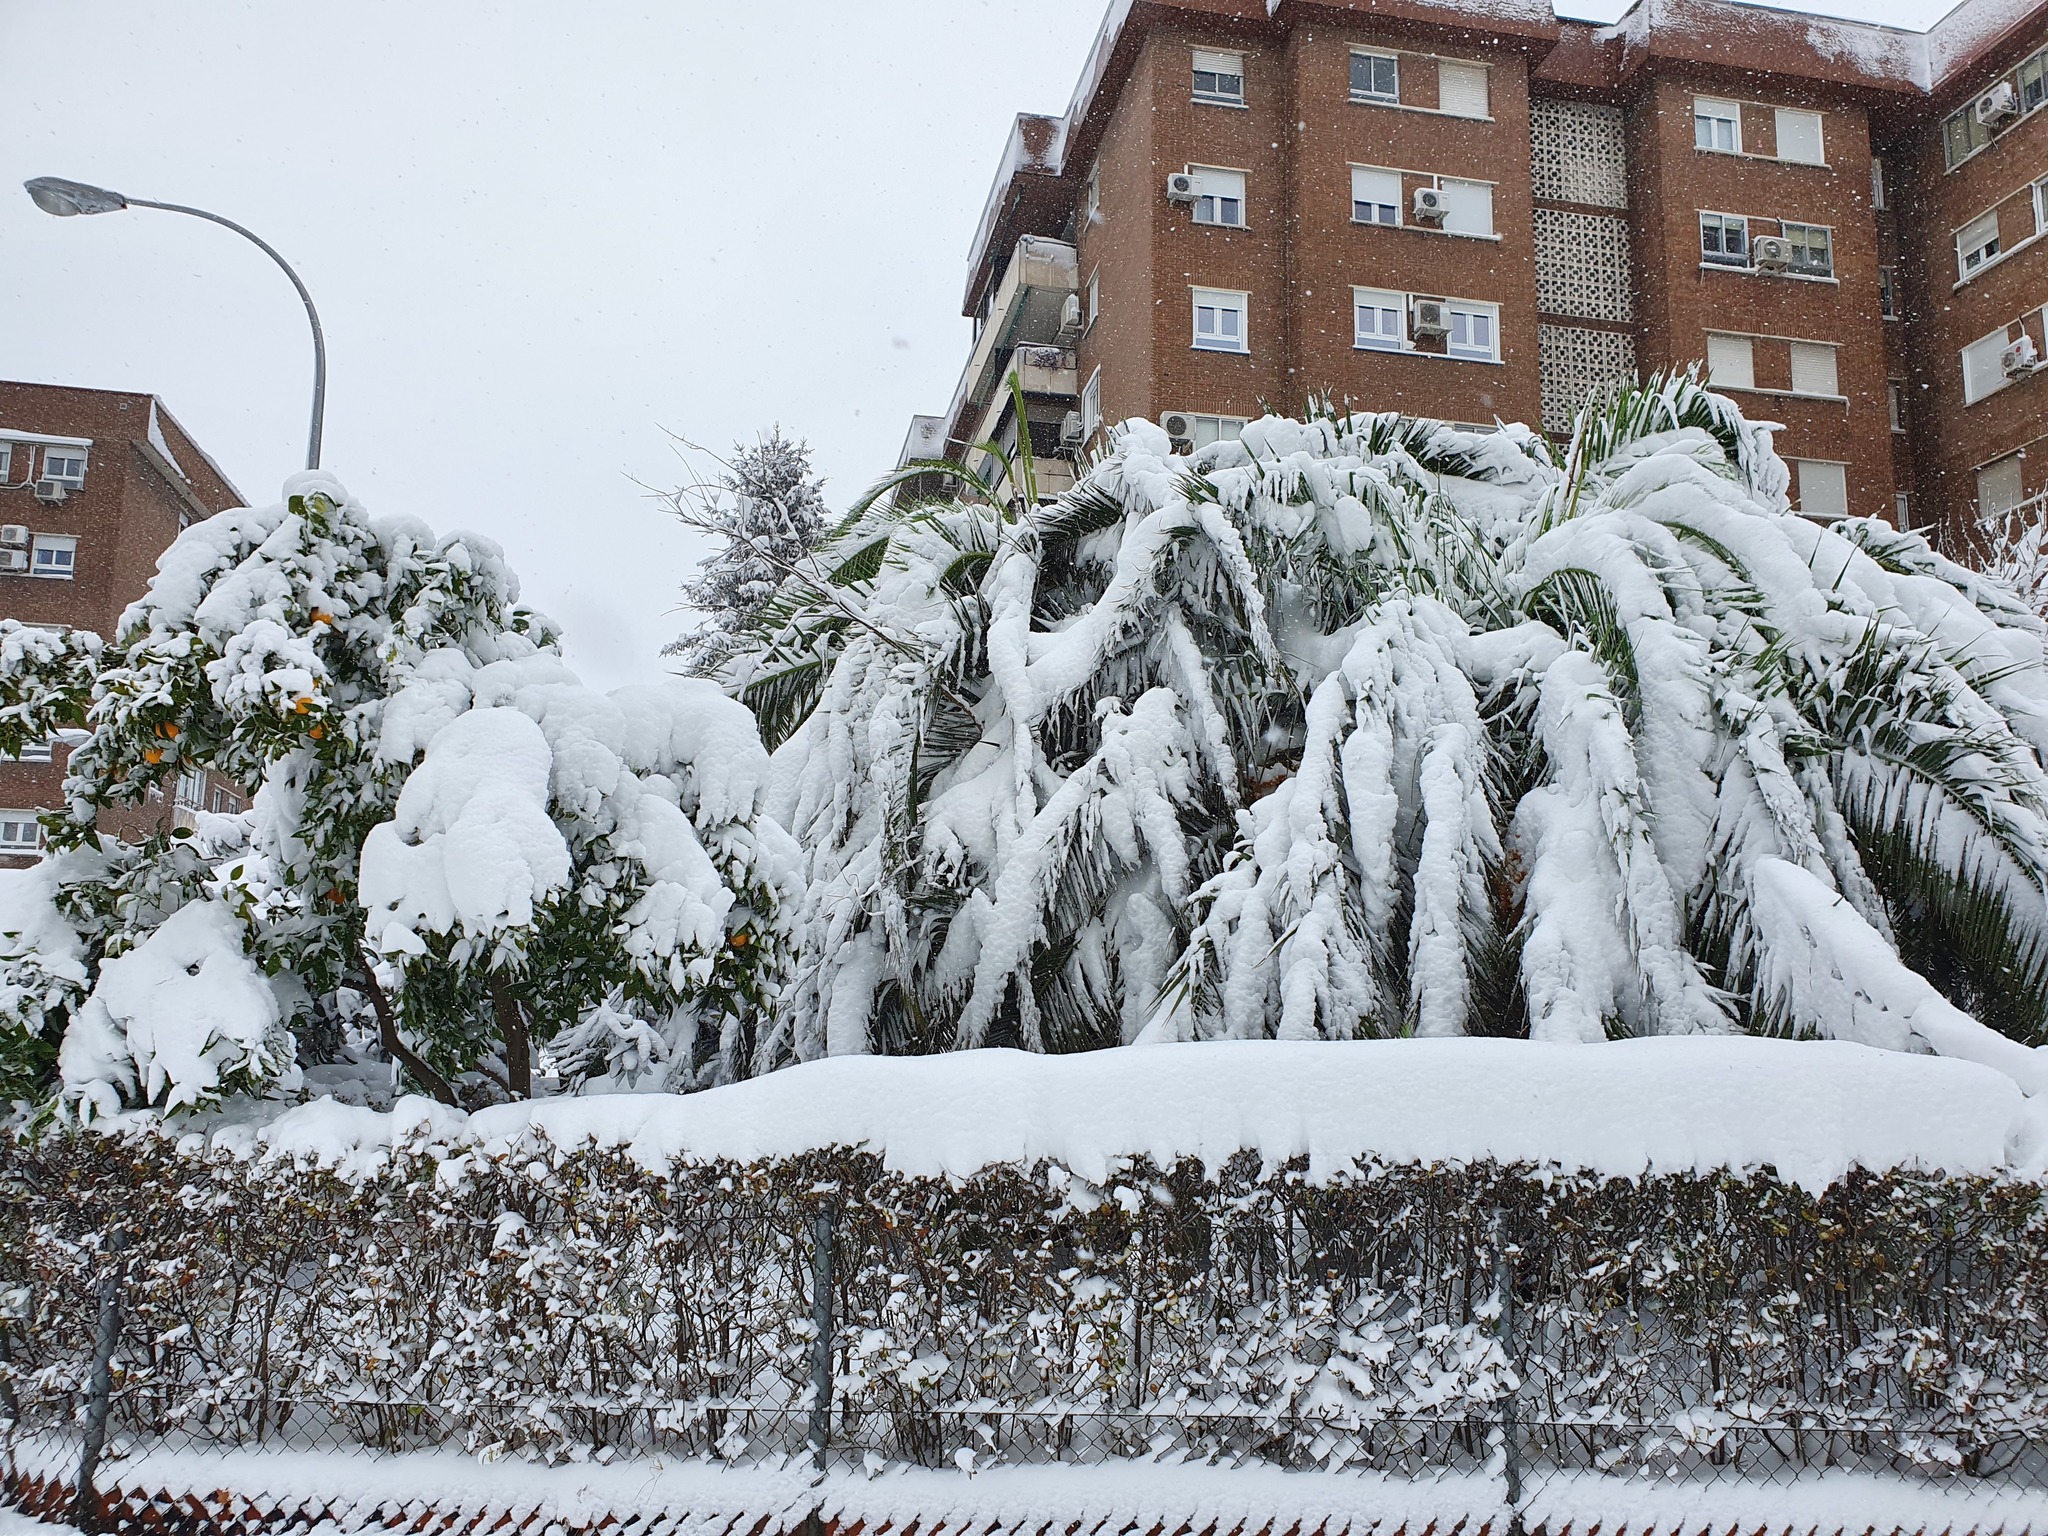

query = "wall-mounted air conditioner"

[
  {"left": 2000, "top": 336, "right": 2041, "bottom": 376},
  {"left": 0, "top": 526, "right": 29, "bottom": 548},
  {"left": 1411, "top": 186, "right": 1449, "bottom": 225},
  {"left": 1056, "top": 293, "right": 1084, "bottom": 343},
  {"left": 1160, "top": 410, "right": 1195, "bottom": 447},
  {"left": 0, "top": 549, "right": 29, "bottom": 573},
  {"left": 1975, "top": 81, "right": 2019, "bottom": 127},
  {"left": 1165, "top": 173, "right": 1200, "bottom": 204},
  {"left": 32, "top": 480, "right": 67, "bottom": 503},
  {"left": 1751, "top": 235, "right": 1794, "bottom": 273},
  {"left": 1059, "top": 411, "right": 1085, "bottom": 448},
  {"left": 1410, "top": 298, "right": 1450, "bottom": 339}
]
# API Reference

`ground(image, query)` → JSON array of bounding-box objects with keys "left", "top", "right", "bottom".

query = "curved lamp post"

[{"left": 24, "top": 176, "right": 328, "bottom": 470}]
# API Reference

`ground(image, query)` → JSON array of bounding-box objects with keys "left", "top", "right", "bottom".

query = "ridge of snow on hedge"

[{"left": 229, "top": 1037, "right": 2042, "bottom": 1192}]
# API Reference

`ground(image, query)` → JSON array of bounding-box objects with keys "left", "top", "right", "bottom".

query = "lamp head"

[{"left": 24, "top": 177, "right": 129, "bottom": 217}]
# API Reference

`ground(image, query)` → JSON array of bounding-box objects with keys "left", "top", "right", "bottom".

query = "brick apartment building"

[
  {"left": 903, "top": 0, "right": 2048, "bottom": 545},
  {"left": 0, "top": 382, "right": 244, "bottom": 862}
]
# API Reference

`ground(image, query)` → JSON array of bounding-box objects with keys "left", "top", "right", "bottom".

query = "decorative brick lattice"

[
  {"left": 1535, "top": 208, "right": 1635, "bottom": 323},
  {"left": 1530, "top": 99, "right": 1628, "bottom": 208},
  {"left": 1539, "top": 325, "right": 1638, "bottom": 435}
]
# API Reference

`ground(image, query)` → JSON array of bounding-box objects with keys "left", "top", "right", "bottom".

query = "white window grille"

[
  {"left": 1963, "top": 328, "right": 2010, "bottom": 403},
  {"left": 1192, "top": 49, "right": 1244, "bottom": 106},
  {"left": 30, "top": 535, "right": 75, "bottom": 579},
  {"left": 1190, "top": 167, "right": 1247, "bottom": 227},
  {"left": 1707, "top": 334, "right": 1755, "bottom": 390},
  {"left": 1437, "top": 61, "right": 1489, "bottom": 119},
  {"left": 40, "top": 449, "right": 86, "bottom": 487},
  {"left": 1957, "top": 210, "right": 2001, "bottom": 277},
  {"left": 0, "top": 812, "right": 41, "bottom": 851},
  {"left": 1446, "top": 301, "right": 1499, "bottom": 362},
  {"left": 1796, "top": 460, "right": 1849, "bottom": 520},
  {"left": 1699, "top": 211, "right": 1749, "bottom": 266},
  {"left": 1352, "top": 165, "right": 1401, "bottom": 225},
  {"left": 1529, "top": 99, "right": 1627, "bottom": 209},
  {"left": 1774, "top": 108, "right": 1824, "bottom": 164},
  {"left": 1694, "top": 98, "right": 1741, "bottom": 153},
  {"left": 1788, "top": 341, "right": 1839, "bottom": 397},
  {"left": 1979, "top": 455, "right": 2025, "bottom": 516},
  {"left": 1534, "top": 208, "right": 1633, "bottom": 320},
  {"left": 1192, "top": 288, "right": 1248, "bottom": 352},
  {"left": 1439, "top": 178, "right": 1494, "bottom": 237},
  {"left": 1350, "top": 51, "right": 1399, "bottom": 104},
  {"left": 1782, "top": 222, "right": 1833, "bottom": 277},
  {"left": 1354, "top": 288, "right": 1404, "bottom": 351},
  {"left": 1537, "top": 324, "right": 1637, "bottom": 435}
]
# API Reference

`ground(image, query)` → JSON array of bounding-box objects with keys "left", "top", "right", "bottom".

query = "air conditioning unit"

[
  {"left": 1410, "top": 298, "right": 1450, "bottom": 339},
  {"left": 1165, "top": 172, "right": 1200, "bottom": 204},
  {"left": 1056, "top": 293, "right": 1084, "bottom": 343},
  {"left": 1975, "top": 81, "right": 2019, "bottom": 127},
  {"left": 1159, "top": 410, "right": 1196, "bottom": 447},
  {"left": 0, "top": 549, "right": 28, "bottom": 573},
  {"left": 2000, "top": 335, "right": 2040, "bottom": 376},
  {"left": 1412, "top": 186, "right": 1449, "bottom": 224},
  {"left": 1059, "top": 410, "right": 1086, "bottom": 448},
  {"left": 1751, "top": 235, "right": 1794, "bottom": 272},
  {"left": 32, "top": 479, "right": 67, "bottom": 503},
  {"left": 0, "top": 526, "right": 28, "bottom": 548}
]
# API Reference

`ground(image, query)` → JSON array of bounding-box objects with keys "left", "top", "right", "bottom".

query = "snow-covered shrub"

[{"left": 752, "top": 376, "right": 2048, "bottom": 1085}]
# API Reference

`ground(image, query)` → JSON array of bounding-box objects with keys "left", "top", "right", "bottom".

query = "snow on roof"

[{"left": 230, "top": 1036, "right": 2043, "bottom": 1192}]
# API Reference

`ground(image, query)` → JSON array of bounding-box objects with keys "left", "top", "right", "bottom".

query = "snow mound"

[{"left": 235, "top": 1036, "right": 2037, "bottom": 1193}]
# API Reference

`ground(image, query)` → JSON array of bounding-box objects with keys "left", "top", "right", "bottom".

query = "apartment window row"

[
  {"left": 1943, "top": 43, "right": 2048, "bottom": 170},
  {"left": 1952, "top": 176, "right": 2048, "bottom": 283},
  {"left": 1351, "top": 166, "right": 1494, "bottom": 236},
  {"left": 1187, "top": 287, "right": 1501, "bottom": 363},
  {"left": 1194, "top": 45, "right": 1488, "bottom": 117},
  {"left": 0, "top": 531, "right": 79, "bottom": 579},
  {"left": 1705, "top": 333, "right": 1843, "bottom": 398},
  {"left": 0, "top": 442, "right": 89, "bottom": 490},
  {"left": 1961, "top": 308, "right": 2048, "bottom": 405},
  {"left": 1692, "top": 97, "right": 1826, "bottom": 166},
  {"left": 1698, "top": 211, "right": 1834, "bottom": 277}
]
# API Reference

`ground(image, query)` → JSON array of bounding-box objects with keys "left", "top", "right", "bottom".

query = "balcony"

[{"left": 946, "top": 236, "right": 1080, "bottom": 446}]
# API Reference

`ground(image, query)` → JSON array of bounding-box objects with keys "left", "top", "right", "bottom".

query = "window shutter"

[
  {"left": 1797, "top": 461, "right": 1848, "bottom": 520},
  {"left": 1774, "top": 108, "right": 1824, "bottom": 165},
  {"left": 1962, "top": 330, "right": 2009, "bottom": 403},
  {"left": 1707, "top": 334, "right": 1754, "bottom": 390},
  {"left": 1437, "top": 60, "right": 1489, "bottom": 118},
  {"left": 1439, "top": 179, "right": 1494, "bottom": 236},
  {"left": 1979, "top": 455, "right": 2025, "bottom": 515},
  {"left": 1789, "top": 342, "right": 1838, "bottom": 396},
  {"left": 1192, "top": 49, "right": 1242, "bottom": 76}
]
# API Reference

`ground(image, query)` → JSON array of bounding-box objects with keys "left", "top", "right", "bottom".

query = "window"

[
  {"left": 1880, "top": 266, "right": 1901, "bottom": 318},
  {"left": 1707, "top": 333, "right": 1755, "bottom": 390},
  {"left": 1351, "top": 51, "right": 1399, "bottom": 104},
  {"left": 1439, "top": 178, "right": 1495, "bottom": 237},
  {"left": 1437, "top": 60, "right": 1489, "bottom": 119},
  {"left": 1888, "top": 380, "right": 1907, "bottom": 432},
  {"left": 1192, "top": 288, "right": 1248, "bottom": 352},
  {"left": 8, "top": 740, "right": 51, "bottom": 763},
  {"left": 0, "top": 445, "right": 10, "bottom": 481},
  {"left": 1871, "top": 156, "right": 1886, "bottom": 209},
  {"left": 1086, "top": 161, "right": 1101, "bottom": 221},
  {"left": 1354, "top": 287, "right": 1404, "bottom": 350},
  {"left": 210, "top": 786, "right": 243, "bottom": 815},
  {"left": 30, "top": 535, "right": 75, "bottom": 579},
  {"left": 1192, "top": 48, "right": 1244, "bottom": 106},
  {"left": 1895, "top": 492, "right": 1913, "bottom": 529},
  {"left": 1086, "top": 269, "right": 1099, "bottom": 327},
  {"left": 1700, "top": 211, "right": 1749, "bottom": 266},
  {"left": 2021, "top": 46, "right": 2048, "bottom": 114},
  {"left": 2038, "top": 175, "right": 2048, "bottom": 233},
  {"left": 1187, "top": 415, "right": 1248, "bottom": 448},
  {"left": 1783, "top": 222, "right": 1833, "bottom": 277},
  {"left": 1957, "top": 210, "right": 2001, "bottom": 277},
  {"left": 1446, "top": 301, "right": 1499, "bottom": 362},
  {"left": 40, "top": 449, "right": 86, "bottom": 487},
  {"left": 1081, "top": 369, "right": 1102, "bottom": 436},
  {"left": 1789, "top": 341, "right": 1839, "bottom": 397},
  {"left": 1190, "top": 167, "right": 1246, "bottom": 227},
  {"left": 1979, "top": 455, "right": 2024, "bottom": 517},
  {"left": 1352, "top": 166, "right": 1401, "bottom": 225},
  {"left": 177, "top": 768, "right": 206, "bottom": 808},
  {"left": 1944, "top": 105, "right": 1991, "bottom": 169},
  {"left": 1963, "top": 327, "right": 2011, "bottom": 403},
  {"left": 1774, "top": 108, "right": 1824, "bottom": 165},
  {"left": 1796, "top": 460, "right": 1848, "bottom": 520},
  {"left": 0, "top": 813, "right": 41, "bottom": 852},
  {"left": 1694, "top": 98, "right": 1741, "bottom": 153}
]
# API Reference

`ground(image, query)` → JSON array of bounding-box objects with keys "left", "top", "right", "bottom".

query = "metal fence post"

[
  {"left": 1493, "top": 1208, "right": 1523, "bottom": 1535},
  {"left": 807, "top": 1201, "right": 835, "bottom": 1478},
  {"left": 72, "top": 1226, "right": 129, "bottom": 1533}
]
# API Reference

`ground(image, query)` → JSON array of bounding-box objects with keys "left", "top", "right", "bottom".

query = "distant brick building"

[
  {"left": 0, "top": 381, "right": 245, "bottom": 862},
  {"left": 913, "top": 0, "right": 2048, "bottom": 544}
]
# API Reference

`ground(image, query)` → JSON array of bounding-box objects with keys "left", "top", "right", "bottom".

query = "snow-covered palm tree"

[{"left": 747, "top": 374, "right": 2048, "bottom": 1092}]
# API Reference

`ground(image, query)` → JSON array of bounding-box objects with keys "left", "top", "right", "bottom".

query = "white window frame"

[
  {"left": 1694, "top": 98, "right": 1742, "bottom": 154},
  {"left": 1086, "top": 161, "right": 1101, "bottom": 221},
  {"left": 1963, "top": 327, "right": 2010, "bottom": 404},
  {"left": 29, "top": 534, "right": 76, "bottom": 580},
  {"left": 1086, "top": 269, "right": 1100, "bottom": 327},
  {"left": 1192, "top": 49, "right": 1245, "bottom": 107},
  {"left": 1887, "top": 380, "right": 1907, "bottom": 432},
  {"left": 9, "top": 740, "right": 51, "bottom": 763},
  {"left": 1189, "top": 166, "right": 1247, "bottom": 228},
  {"left": 1445, "top": 300, "right": 1500, "bottom": 363},
  {"left": 1350, "top": 50, "right": 1400, "bottom": 105},
  {"left": 1795, "top": 459, "right": 1849, "bottom": 521},
  {"left": 1788, "top": 340, "right": 1840, "bottom": 398},
  {"left": 0, "top": 812, "right": 42, "bottom": 852},
  {"left": 1706, "top": 333, "right": 1756, "bottom": 391},
  {"left": 1438, "top": 177, "right": 1495, "bottom": 237},
  {"left": 0, "top": 445, "right": 10, "bottom": 481},
  {"left": 1782, "top": 221, "right": 1834, "bottom": 278},
  {"left": 40, "top": 448, "right": 86, "bottom": 488},
  {"left": 1192, "top": 287, "right": 1249, "bottom": 353},
  {"left": 1081, "top": 368, "right": 1102, "bottom": 436},
  {"left": 1700, "top": 211, "right": 1749, "bottom": 266},
  {"left": 1774, "top": 107, "right": 1825, "bottom": 165},
  {"left": 1436, "top": 59, "right": 1489, "bottom": 120},
  {"left": 1351, "top": 165, "right": 1401, "bottom": 226},
  {"left": 1354, "top": 287, "right": 1404, "bottom": 351},
  {"left": 2038, "top": 175, "right": 2048, "bottom": 234},
  {"left": 1957, "top": 209, "right": 2001, "bottom": 277},
  {"left": 1895, "top": 492, "right": 1912, "bottom": 529}
]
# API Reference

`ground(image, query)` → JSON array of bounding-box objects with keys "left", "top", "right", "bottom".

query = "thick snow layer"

[{"left": 231, "top": 1036, "right": 2037, "bottom": 1193}]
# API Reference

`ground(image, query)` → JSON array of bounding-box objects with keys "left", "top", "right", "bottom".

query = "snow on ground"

[{"left": 223, "top": 1035, "right": 2043, "bottom": 1192}]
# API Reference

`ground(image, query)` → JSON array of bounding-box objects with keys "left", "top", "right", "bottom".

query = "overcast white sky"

[{"left": 3, "top": 0, "right": 1960, "bottom": 687}]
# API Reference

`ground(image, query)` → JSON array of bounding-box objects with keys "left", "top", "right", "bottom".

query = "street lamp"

[{"left": 24, "top": 176, "right": 328, "bottom": 471}]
